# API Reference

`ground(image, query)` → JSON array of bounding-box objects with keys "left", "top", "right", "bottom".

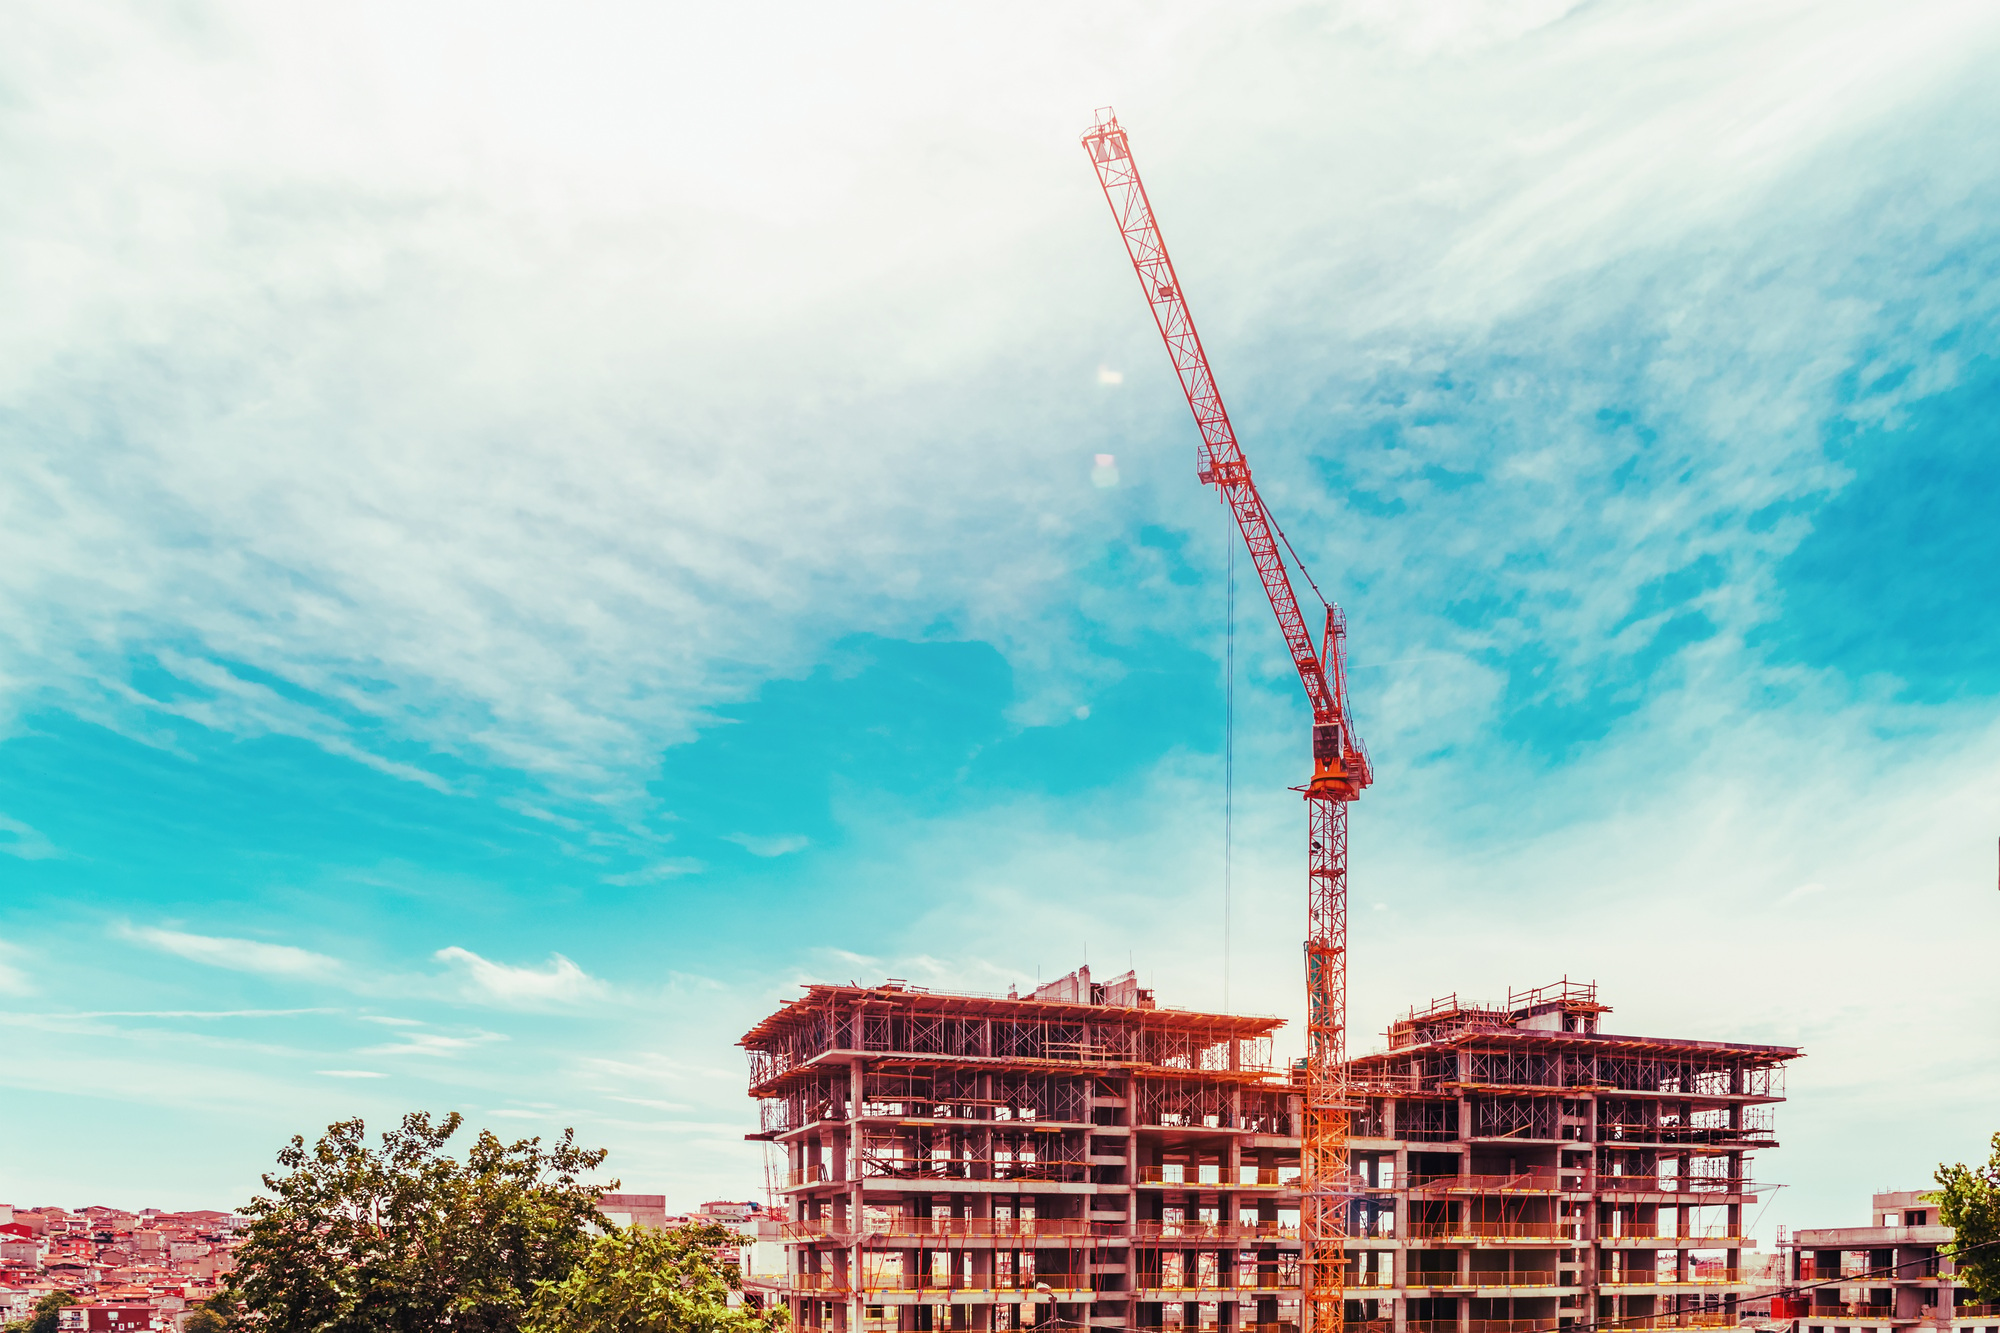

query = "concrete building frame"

[{"left": 741, "top": 973, "right": 1798, "bottom": 1333}]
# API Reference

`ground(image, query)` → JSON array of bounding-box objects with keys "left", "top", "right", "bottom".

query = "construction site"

[
  {"left": 740, "top": 969, "right": 1796, "bottom": 1333},
  {"left": 734, "top": 107, "right": 1814, "bottom": 1333}
]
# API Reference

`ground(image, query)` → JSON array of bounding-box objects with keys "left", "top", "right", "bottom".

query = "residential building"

[
  {"left": 1787, "top": 1190, "right": 1998, "bottom": 1333},
  {"left": 597, "top": 1194, "right": 673, "bottom": 1230},
  {"left": 0, "top": 1206, "right": 244, "bottom": 1321},
  {"left": 741, "top": 965, "right": 1302, "bottom": 1333},
  {"left": 1343, "top": 982, "right": 1796, "bottom": 1333},
  {"left": 742, "top": 970, "right": 1800, "bottom": 1333},
  {"left": 56, "top": 1306, "right": 163, "bottom": 1332}
]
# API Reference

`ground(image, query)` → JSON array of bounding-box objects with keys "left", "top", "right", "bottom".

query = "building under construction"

[
  {"left": 741, "top": 969, "right": 1797, "bottom": 1333},
  {"left": 1343, "top": 982, "right": 1797, "bottom": 1333},
  {"left": 1786, "top": 1188, "right": 1997, "bottom": 1328}
]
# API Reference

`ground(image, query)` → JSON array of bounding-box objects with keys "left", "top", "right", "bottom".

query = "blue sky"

[{"left": 4, "top": 0, "right": 1999, "bottom": 1240}]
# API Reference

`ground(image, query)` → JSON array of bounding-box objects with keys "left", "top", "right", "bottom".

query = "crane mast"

[{"left": 1082, "top": 106, "right": 1372, "bottom": 1333}]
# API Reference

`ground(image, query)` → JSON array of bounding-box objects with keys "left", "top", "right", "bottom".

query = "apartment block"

[
  {"left": 1344, "top": 982, "right": 1797, "bottom": 1333},
  {"left": 741, "top": 972, "right": 1797, "bottom": 1333},
  {"left": 1788, "top": 1189, "right": 1998, "bottom": 1333},
  {"left": 741, "top": 966, "right": 1303, "bottom": 1333}
]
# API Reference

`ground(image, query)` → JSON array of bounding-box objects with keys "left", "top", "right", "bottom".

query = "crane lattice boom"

[{"left": 1081, "top": 105, "right": 1371, "bottom": 1333}]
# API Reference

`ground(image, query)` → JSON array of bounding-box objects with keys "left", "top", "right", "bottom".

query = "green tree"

[
  {"left": 524, "top": 1221, "right": 786, "bottom": 1333},
  {"left": 1935, "top": 1132, "right": 2000, "bottom": 1305},
  {"left": 180, "top": 1292, "right": 240, "bottom": 1333},
  {"left": 3, "top": 1291, "right": 76, "bottom": 1333},
  {"left": 229, "top": 1110, "right": 612, "bottom": 1333}
]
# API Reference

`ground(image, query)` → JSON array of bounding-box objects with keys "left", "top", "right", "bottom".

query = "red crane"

[{"left": 1082, "top": 106, "right": 1371, "bottom": 1333}]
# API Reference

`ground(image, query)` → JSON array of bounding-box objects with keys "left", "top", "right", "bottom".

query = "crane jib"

[{"left": 1086, "top": 128, "right": 1340, "bottom": 729}]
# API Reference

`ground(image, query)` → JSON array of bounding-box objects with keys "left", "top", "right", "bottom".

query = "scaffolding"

[
  {"left": 744, "top": 975, "right": 1799, "bottom": 1333},
  {"left": 743, "top": 968, "right": 1308, "bottom": 1333},
  {"left": 1343, "top": 982, "right": 1797, "bottom": 1333}
]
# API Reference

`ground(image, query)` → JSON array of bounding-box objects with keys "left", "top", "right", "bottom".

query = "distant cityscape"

[
  {"left": 0, "top": 1197, "right": 782, "bottom": 1332},
  {"left": 1, "top": 1204, "right": 239, "bottom": 1331}
]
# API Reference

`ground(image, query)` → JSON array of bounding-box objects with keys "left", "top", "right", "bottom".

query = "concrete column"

[
  {"left": 850, "top": 1059, "right": 867, "bottom": 1333},
  {"left": 1226, "top": 1077, "right": 1245, "bottom": 1332},
  {"left": 851, "top": 1060, "right": 867, "bottom": 1177},
  {"left": 972, "top": 1191, "right": 994, "bottom": 1311},
  {"left": 1122, "top": 1071, "right": 1140, "bottom": 1326}
]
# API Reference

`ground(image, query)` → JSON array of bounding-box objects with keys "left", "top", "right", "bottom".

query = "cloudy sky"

[{"left": 3, "top": 0, "right": 1997, "bottom": 1237}]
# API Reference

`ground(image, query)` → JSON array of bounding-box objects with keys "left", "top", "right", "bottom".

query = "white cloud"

[
  {"left": 316, "top": 1069, "right": 385, "bottom": 1078},
  {"left": 132, "top": 651, "right": 453, "bottom": 793},
  {"left": 723, "top": 833, "right": 809, "bottom": 858},
  {"left": 602, "top": 859, "right": 705, "bottom": 885},
  {"left": 574, "top": 1052, "right": 741, "bottom": 1087},
  {"left": 0, "top": 0, "right": 1993, "bottom": 807},
  {"left": 119, "top": 924, "right": 345, "bottom": 984},
  {"left": 69, "top": 1008, "right": 337, "bottom": 1019},
  {"left": 359, "top": 1029, "right": 504, "bottom": 1057},
  {"left": 607, "top": 1095, "right": 693, "bottom": 1113},
  {"left": 0, "top": 814, "right": 59, "bottom": 860},
  {"left": 2, "top": 0, "right": 1999, "bottom": 1229},
  {"left": 434, "top": 946, "right": 610, "bottom": 1008},
  {"left": 0, "top": 940, "right": 33, "bottom": 996}
]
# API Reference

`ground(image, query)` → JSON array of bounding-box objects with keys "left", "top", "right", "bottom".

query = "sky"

[{"left": 2, "top": 0, "right": 1998, "bottom": 1241}]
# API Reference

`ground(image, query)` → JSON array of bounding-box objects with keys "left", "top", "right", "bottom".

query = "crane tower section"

[{"left": 1081, "top": 106, "right": 1371, "bottom": 1333}]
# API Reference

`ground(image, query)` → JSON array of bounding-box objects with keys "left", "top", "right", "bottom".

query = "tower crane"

[{"left": 1082, "top": 107, "right": 1372, "bottom": 1333}]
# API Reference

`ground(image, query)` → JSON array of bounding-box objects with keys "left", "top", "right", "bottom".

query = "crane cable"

[
  {"left": 1263, "top": 492, "right": 1333, "bottom": 613},
  {"left": 1225, "top": 488, "right": 1330, "bottom": 1015},
  {"left": 1222, "top": 486, "right": 1331, "bottom": 1016},
  {"left": 1224, "top": 506, "right": 1236, "bottom": 1014}
]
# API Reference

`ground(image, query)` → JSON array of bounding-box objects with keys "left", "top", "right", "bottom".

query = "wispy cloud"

[
  {"left": 723, "top": 833, "right": 808, "bottom": 858},
  {"left": 118, "top": 924, "right": 345, "bottom": 983},
  {"left": 359, "top": 1029, "right": 505, "bottom": 1058},
  {"left": 316, "top": 1068, "right": 386, "bottom": 1078},
  {"left": 136, "top": 651, "right": 455, "bottom": 794},
  {"left": 64, "top": 1008, "right": 340, "bottom": 1019},
  {"left": 0, "top": 814, "right": 60, "bottom": 861},
  {"left": 574, "top": 1052, "right": 741, "bottom": 1086},
  {"left": 0, "top": 940, "right": 33, "bottom": 996},
  {"left": 434, "top": 947, "right": 610, "bottom": 1008},
  {"left": 607, "top": 1095, "right": 693, "bottom": 1113},
  {"left": 602, "top": 859, "right": 704, "bottom": 886},
  {"left": 3, "top": 0, "right": 1998, "bottom": 1236}
]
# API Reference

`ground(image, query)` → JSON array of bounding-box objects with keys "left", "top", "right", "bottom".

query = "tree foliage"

[
  {"left": 1936, "top": 1131, "right": 2000, "bottom": 1304},
  {"left": 180, "top": 1292, "right": 240, "bottom": 1333},
  {"left": 229, "top": 1111, "right": 611, "bottom": 1333},
  {"left": 2, "top": 1292, "right": 75, "bottom": 1333},
  {"left": 523, "top": 1222, "right": 785, "bottom": 1333}
]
